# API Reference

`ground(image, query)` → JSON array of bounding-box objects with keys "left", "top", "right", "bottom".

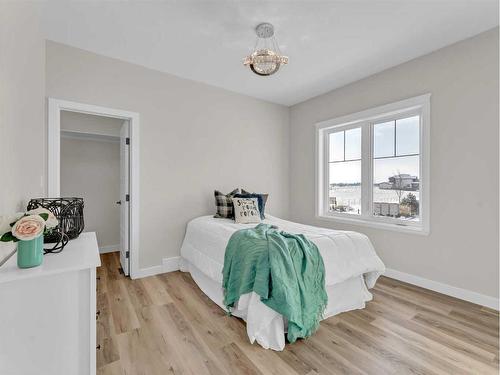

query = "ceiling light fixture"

[{"left": 243, "top": 23, "right": 288, "bottom": 77}]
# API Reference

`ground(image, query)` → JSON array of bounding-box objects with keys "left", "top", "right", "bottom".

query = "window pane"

[
  {"left": 373, "top": 155, "right": 419, "bottom": 221},
  {"left": 345, "top": 128, "right": 361, "bottom": 160},
  {"left": 329, "top": 132, "right": 344, "bottom": 162},
  {"left": 329, "top": 160, "right": 361, "bottom": 215},
  {"left": 396, "top": 116, "right": 419, "bottom": 155},
  {"left": 373, "top": 121, "right": 395, "bottom": 158}
]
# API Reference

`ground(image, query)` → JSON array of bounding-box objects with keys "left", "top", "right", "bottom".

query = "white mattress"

[{"left": 179, "top": 215, "right": 385, "bottom": 350}]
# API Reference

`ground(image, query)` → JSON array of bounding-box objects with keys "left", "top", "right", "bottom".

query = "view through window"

[
  {"left": 373, "top": 116, "right": 420, "bottom": 221},
  {"left": 328, "top": 127, "right": 361, "bottom": 215}
]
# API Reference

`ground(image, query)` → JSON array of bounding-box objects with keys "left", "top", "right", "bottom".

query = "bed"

[{"left": 179, "top": 215, "right": 385, "bottom": 351}]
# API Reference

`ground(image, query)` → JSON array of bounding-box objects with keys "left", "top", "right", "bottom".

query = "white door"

[{"left": 119, "top": 121, "right": 130, "bottom": 275}]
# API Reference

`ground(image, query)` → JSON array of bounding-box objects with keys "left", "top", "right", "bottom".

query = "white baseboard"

[
  {"left": 384, "top": 268, "right": 499, "bottom": 310},
  {"left": 162, "top": 256, "right": 181, "bottom": 273},
  {"left": 134, "top": 256, "right": 181, "bottom": 279},
  {"left": 99, "top": 245, "right": 119, "bottom": 254},
  {"left": 134, "top": 264, "right": 164, "bottom": 279},
  {"left": 132, "top": 261, "right": 498, "bottom": 310}
]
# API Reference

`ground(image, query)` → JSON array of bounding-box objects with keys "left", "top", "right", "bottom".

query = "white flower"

[
  {"left": 11, "top": 215, "right": 45, "bottom": 241},
  {"left": 0, "top": 212, "right": 24, "bottom": 236},
  {"left": 27, "top": 207, "right": 59, "bottom": 229}
]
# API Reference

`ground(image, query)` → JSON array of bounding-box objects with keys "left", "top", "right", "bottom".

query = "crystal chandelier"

[{"left": 243, "top": 23, "right": 288, "bottom": 76}]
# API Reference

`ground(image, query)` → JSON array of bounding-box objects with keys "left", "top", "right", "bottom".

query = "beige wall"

[
  {"left": 60, "top": 136, "right": 120, "bottom": 250},
  {"left": 46, "top": 41, "right": 290, "bottom": 268},
  {"left": 0, "top": 3, "right": 45, "bottom": 255},
  {"left": 289, "top": 29, "right": 499, "bottom": 299},
  {"left": 2, "top": 6, "right": 497, "bottom": 301},
  {"left": 0, "top": 3, "right": 45, "bottom": 213}
]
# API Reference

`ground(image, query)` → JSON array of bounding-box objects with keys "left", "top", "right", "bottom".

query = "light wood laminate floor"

[{"left": 97, "top": 252, "right": 499, "bottom": 375}]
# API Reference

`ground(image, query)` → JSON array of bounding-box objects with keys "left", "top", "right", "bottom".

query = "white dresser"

[{"left": 0, "top": 232, "right": 101, "bottom": 375}]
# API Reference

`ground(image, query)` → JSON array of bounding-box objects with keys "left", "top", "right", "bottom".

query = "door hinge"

[
  {"left": 125, "top": 194, "right": 130, "bottom": 202},
  {"left": 126, "top": 251, "right": 130, "bottom": 258},
  {"left": 125, "top": 137, "right": 130, "bottom": 145}
]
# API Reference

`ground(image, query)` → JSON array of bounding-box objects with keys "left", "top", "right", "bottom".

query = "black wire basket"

[{"left": 27, "top": 198, "right": 85, "bottom": 252}]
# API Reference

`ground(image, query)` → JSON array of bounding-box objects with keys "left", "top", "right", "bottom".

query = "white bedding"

[{"left": 179, "top": 215, "right": 385, "bottom": 350}]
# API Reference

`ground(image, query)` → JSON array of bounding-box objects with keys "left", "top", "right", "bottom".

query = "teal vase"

[{"left": 17, "top": 235, "right": 44, "bottom": 268}]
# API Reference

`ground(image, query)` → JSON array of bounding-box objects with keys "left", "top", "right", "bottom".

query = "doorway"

[{"left": 48, "top": 99, "right": 140, "bottom": 278}]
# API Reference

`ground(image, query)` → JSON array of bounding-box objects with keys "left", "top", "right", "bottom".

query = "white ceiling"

[{"left": 41, "top": 1, "right": 498, "bottom": 106}]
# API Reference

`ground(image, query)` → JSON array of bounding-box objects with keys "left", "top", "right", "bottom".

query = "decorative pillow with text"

[
  {"left": 241, "top": 189, "right": 268, "bottom": 218},
  {"left": 232, "top": 197, "right": 261, "bottom": 224}
]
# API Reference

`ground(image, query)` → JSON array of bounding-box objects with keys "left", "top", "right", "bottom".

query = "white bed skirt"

[{"left": 180, "top": 258, "right": 373, "bottom": 351}]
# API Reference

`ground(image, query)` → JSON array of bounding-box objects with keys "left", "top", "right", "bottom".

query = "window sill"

[{"left": 316, "top": 214, "right": 429, "bottom": 236}]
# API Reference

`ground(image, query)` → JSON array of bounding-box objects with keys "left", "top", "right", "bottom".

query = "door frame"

[{"left": 47, "top": 98, "right": 140, "bottom": 279}]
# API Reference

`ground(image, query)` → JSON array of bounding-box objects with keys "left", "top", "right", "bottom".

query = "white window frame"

[{"left": 315, "top": 94, "right": 430, "bottom": 235}]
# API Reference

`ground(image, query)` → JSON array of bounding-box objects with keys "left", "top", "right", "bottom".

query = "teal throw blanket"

[{"left": 222, "top": 223, "right": 328, "bottom": 343}]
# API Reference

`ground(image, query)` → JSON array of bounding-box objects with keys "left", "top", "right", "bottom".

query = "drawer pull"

[
  {"left": 96, "top": 344, "right": 101, "bottom": 350},
  {"left": 96, "top": 310, "right": 101, "bottom": 320}
]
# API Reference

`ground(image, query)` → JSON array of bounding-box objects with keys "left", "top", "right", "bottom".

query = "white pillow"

[{"left": 232, "top": 197, "right": 261, "bottom": 224}]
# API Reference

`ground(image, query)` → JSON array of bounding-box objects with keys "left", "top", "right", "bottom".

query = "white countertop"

[{"left": 0, "top": 232, "right": 101, "bottom": 284}]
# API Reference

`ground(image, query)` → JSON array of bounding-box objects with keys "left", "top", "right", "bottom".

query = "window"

[{"left": 316, "top": 95, "right": 430, "bottom": 234}]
